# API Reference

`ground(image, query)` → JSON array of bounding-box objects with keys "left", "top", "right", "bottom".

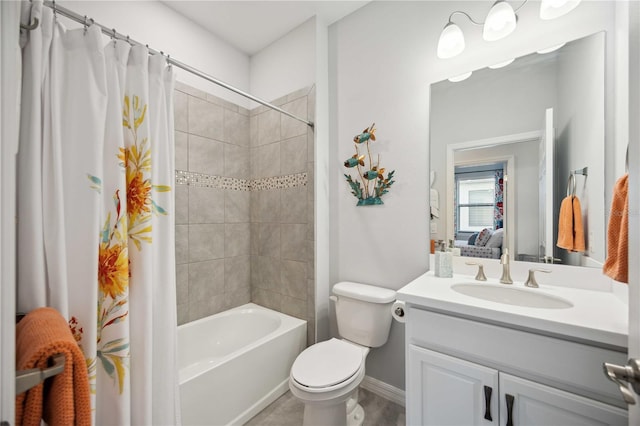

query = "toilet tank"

[{"left": 332, "top": 282, "right": 397, "bottom": 348}]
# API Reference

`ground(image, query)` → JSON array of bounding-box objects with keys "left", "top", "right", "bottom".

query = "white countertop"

[{"left": 397, "top": 271, "right": 628, "bottom": 349}]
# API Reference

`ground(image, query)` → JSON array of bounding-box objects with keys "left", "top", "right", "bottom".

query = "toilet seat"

[{"left": 291, "top": 338, "right": 365, "bottom": 393}]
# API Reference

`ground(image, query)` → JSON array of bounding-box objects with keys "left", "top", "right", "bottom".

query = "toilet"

[{"left": 289, "top": 282, "right": 397, "bottom": 426}]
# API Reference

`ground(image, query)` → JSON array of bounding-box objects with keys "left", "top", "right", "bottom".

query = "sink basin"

[{"left": 451, "top": 283, "right": 573, "bottom": 309}]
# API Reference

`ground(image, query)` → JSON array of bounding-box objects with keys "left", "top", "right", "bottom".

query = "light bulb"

[
  {"left": 540, "top": 0, "right": 581, "bottom": 20},
  {"left": 483, "top": 1, "right": 517, "bottom": 42},
  {"left": 488, "top": 58, "right": 515, "bottom": 69},
  {"left": 536, "top": 43, "right": 565, "bottom": 54},
  {"left": 437, "top": 22, "right": 465, "bottom": 59},
  {"left": 448, "top": 71, "right": 472, "bottom": 82}
]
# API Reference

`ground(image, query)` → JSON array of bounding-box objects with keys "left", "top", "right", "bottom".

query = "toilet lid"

[{"left": 291, "top": 338, "right": 364, "bottom": 389}]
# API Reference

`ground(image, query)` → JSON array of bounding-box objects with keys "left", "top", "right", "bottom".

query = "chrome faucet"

[
  {"left": 465, "top": 261, "right": 487, "bottom": 281},
  {"left": 524, "top": 268, "right": 551, "bottom": 288},
  {"left": 499, "top": 248, "right": 513, "bottom": 284}
]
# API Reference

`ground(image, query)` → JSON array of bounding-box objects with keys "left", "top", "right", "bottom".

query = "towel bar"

[{"left": 15, "top": 354, "right": 65, "bottom": 394}]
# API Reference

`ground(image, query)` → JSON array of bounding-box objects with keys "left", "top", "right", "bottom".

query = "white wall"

[
  {"left": 0, "top": 2, "right": 20, "bottom": 421},
  {"left": 59, "top": 1, "right": 251, "bottom": 108},
  {"left": 627, "top": 2, "right": 639, "bottom": 423},
  {"left": 250, "top": 17, "right": 316, "bottom": 104},
  {"left": 329, "top": 0, "right": 624, "bottom": 391},
  {"left": 556, "top": 33, "right": 606, "bottom": 266}
]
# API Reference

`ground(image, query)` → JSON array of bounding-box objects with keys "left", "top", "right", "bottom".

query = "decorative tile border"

[
  {"left": 176, "top": 170, "right": 249, "bottom": 191},
  {"left": 175, "top": 170, "right": 307, "bottom": 191},
  {"left": 249, "top": 173, "right": 308, "bottom": 191}
]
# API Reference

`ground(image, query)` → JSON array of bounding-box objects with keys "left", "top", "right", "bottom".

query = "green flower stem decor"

[{"left": 343, "top": 123, "right": 395, "bottom": 206}]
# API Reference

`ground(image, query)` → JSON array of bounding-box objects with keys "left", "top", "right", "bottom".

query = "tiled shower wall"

[
  {"left": 173, "top": 82, "right": 315, "bottom": 344},
  {"left": 250, "top": 87, "right": 316, "bottom": 345},
  {"left": 174, "top": 81, "right": 251, "bottom": 325}
]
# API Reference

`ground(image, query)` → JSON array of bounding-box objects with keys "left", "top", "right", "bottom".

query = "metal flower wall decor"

[{"left": 343, "top": 123, "right": 395, "bottom": 206}]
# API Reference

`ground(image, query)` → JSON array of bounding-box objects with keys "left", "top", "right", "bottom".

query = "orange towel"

[
  {"left": 603, "top": 174, "right": 628, "bottom": 283},
  {"left": 15, "top": 307, "right": 91, "bottom": 426},
  {"left": 572, "top": 196, "right": 586, "bottom": 252},
  {"left": 557, "top": 195, "right": 586, "bottom": 252}
]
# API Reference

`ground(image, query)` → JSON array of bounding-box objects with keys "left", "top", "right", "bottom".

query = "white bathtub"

[{"left": 178, "top": 303, "right": 307, "bottom": 426}]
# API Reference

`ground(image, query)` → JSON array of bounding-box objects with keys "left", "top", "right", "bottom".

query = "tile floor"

[{"left": 245, "top": 388, "right": 406, "bottom": 426}]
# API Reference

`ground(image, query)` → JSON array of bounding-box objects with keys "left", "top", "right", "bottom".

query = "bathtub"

[{"left": 178, "top": 303, "right": 307, "bottom": 426}]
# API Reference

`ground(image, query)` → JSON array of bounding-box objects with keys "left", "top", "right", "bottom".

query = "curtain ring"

[
  {"left": 83, "top": 15, "right": 88, "bottom": 34},
  {"left": 52, "top": 0, "right": 57, "bottom": 20},
  {"left": 20, "top": 17, "right": 39, "bottom": 31}
]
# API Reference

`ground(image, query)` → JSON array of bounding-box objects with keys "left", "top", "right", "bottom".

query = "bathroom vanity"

[{"left": 398, "top": 271, "right": 628, "bottom": 425}]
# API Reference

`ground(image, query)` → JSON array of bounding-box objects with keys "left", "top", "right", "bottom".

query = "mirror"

[{"left": 429, "top": 32, "right": 605, "bottom": 267}]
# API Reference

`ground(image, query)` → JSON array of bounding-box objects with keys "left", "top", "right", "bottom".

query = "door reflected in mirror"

[{"left": 429, "top": 32, "right": 605, "bottom": 267}]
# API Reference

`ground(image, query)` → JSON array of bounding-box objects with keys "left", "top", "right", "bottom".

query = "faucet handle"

[
  {"left": 524, "top": 268, "right": 551, "bottom": 288},
  {"left": 465, "top": 262, "right": 487, "bottom": 281}
]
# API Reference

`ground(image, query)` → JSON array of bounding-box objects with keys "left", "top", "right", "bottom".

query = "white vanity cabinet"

[
  {"left": 408, "top": 345, "right": 499, "bottom": 425},
  {"left": 405, "top": 307, "right": 628, "bottom": 426},
  {"left": 499, "top": 373, "right": 627, "bottom": 425}
]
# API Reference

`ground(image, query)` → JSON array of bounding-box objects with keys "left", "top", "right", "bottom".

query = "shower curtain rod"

[{"left": 32, "top": 1, "right": 314, "bottom": 128}]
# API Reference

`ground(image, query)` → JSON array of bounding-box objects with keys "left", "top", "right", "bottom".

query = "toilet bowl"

[
  {"left": 289, "top": 338, "right": 369, "bottom": 426},
  {"left": 289, "top": 282, "right": 396, "bottom": 426}
]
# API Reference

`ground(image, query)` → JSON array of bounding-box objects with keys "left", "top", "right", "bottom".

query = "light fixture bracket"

[
  {"left": 446, "top": 0, "right": 528, "bottom": 28},
  {"left": 437, "top": 0, "right": 529, "bottom": 58}
]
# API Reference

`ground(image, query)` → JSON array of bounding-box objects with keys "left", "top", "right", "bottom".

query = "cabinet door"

[
  {"left": 499, "top": 373, "right": 627, "bottom": 426},
  {"left": 407, "top": 345, "right": 499, "bottom": 425}
]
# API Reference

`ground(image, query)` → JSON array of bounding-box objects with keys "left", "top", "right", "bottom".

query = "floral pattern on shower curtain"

[{"left": 16, "top": 1, "right": 179, "bottom": 424}]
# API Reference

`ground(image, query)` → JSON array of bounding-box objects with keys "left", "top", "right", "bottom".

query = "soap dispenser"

[{"left": 434, "top": 245, "right": 453, "bottom": 278}]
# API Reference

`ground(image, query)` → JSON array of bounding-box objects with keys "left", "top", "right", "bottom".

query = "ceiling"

[{"left": 161, "top": 1, "right": 369, "bottom": 56}]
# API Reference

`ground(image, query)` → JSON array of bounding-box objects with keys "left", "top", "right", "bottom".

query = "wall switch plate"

[{"left": 430, "top": 222, "right": 437, "bottom": 234}]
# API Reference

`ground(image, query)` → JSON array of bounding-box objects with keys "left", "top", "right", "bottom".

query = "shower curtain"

[{"left": 16, "top": 1, "right": 179, "bottom": 424}]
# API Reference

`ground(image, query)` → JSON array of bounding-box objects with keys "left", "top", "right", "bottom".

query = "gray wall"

[
  {"left": 555, "top": 33, "right": 606, "bottom": 265},
  {"left": 174, "top": 82, "right": 251, "bottom": 325},
  {"left": 173, "top": 82, "right": 316, "bottom": 345},
  {"left": 249, "top": 87, "right": 317, "bottom": 345}
]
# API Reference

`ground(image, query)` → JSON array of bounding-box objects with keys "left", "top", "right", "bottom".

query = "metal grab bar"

[{"left": 16, "top": 354, "right": 65, "bottom": 394}]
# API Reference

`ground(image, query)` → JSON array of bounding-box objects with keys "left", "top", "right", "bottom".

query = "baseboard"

[{"left": 360, "top": 375, "right": 406, "bottom": 407}]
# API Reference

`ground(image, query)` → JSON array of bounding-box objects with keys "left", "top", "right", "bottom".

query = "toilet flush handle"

[{"left": 329, "top": 295, "right": 338, "bottom": 304}]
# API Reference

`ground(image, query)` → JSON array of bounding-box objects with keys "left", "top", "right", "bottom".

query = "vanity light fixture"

[
  {"left": 437, "top": 0, "right": 582, "bottom": 59},
  {"left": 536, "top": 42, "right": 566, "bottom": 54},
  {"left": 448, "top": 71, "right": 473, "bottom": 83},
  {"left": 437, "top": 22, "right": 466, "bottom": 59},
  {"left": 483, "top": 1, "right": 517, "bottom": 42},
  {"left": 540, "top": 0, "right": 582, "bottom": 20},
  {"left": 488, "top": 58, "right": 515, "bottom": 69}
]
